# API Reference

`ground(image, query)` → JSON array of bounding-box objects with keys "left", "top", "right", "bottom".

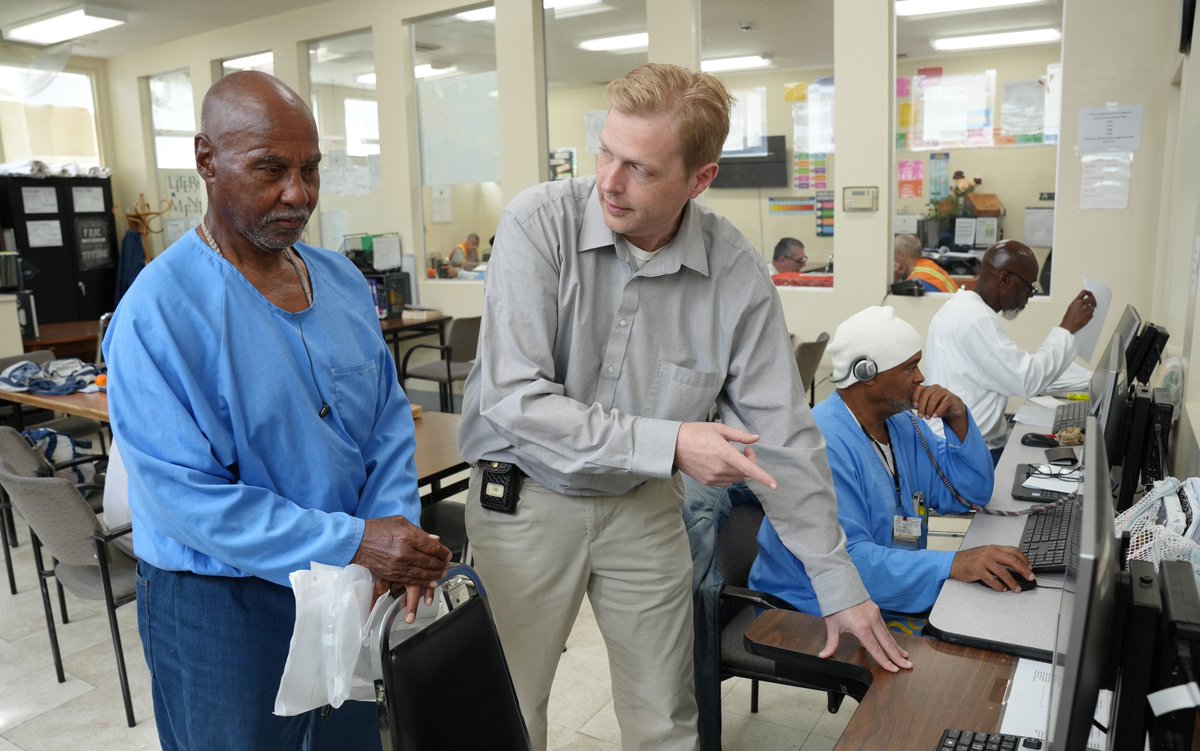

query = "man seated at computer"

[
  {"left": 750, "top": 306, "right": 1034, "bottom": 622},
  {"left": 893, "top": 233, "right": 958, "bottom": 293},
  {"left": 769, "top": 237, "right": 807, "bottom": 281},
  {"left": 448, "top": 232, "right": 481, "bottom": 270},
  {"left": 925, "top": 240, "right": 1096, "bottom": 463}
]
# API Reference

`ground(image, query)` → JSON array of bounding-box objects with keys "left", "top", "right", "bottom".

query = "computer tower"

[
  {"left": 1143, "top": 388, "right": 1174, "bottom": 482},
  {"left": 1116, "top": 386, "right": 1153, "bottom": 512}
]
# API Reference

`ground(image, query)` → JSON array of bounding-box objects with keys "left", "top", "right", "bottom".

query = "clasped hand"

[{"left": 352, "top": 516, "right": 452, "bottom": 623}]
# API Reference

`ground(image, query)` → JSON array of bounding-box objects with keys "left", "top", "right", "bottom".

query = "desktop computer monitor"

[{"left": 1045, "top": 416, "right": 1121, "bottom": 750}]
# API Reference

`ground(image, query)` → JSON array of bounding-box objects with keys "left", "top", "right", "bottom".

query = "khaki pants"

[{"left": 465, "top": 470, "right": 699, "bottom": 751}]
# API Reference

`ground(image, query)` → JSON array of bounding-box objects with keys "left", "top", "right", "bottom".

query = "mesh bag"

[{"left": 1114, "top": 477, "right": 1200, "bottom": 587}]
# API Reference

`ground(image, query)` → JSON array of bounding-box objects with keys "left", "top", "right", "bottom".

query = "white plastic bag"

[{"left": 273, "top": 562, "right": 376, "bottom": 716}]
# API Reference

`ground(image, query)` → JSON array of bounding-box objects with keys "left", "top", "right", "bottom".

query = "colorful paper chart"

[
  {"left": 815, "top": 190, "right": 835, "bottom": 237},
  {"left": 769, "top": 197, "right": 817, "bottom": 214}
]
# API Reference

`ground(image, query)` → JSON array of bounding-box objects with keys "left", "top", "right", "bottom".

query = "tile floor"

[{"left": 0, "top": 499, "right": 861, "bottom": 751}]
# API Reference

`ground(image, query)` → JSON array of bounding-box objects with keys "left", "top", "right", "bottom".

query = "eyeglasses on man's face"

[
  {"left": 1005, "top": 269, "right": 1040, "bottom": 296},
  {"left": 786, "top": 254, "right": 807, "bottom": 266}
]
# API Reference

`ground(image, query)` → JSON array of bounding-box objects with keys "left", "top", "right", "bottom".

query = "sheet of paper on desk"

[
  {"left": 1022, "top": 464, "right": 1082, "bottom": 493},
  {"left": 1014, "top": 395, "right": 1061, "bottom": 425},
  {"left": 1000, "top": 658, "right": 1109, "bottom": 749},
  {"left": 1072, "top": 277, "right": 1113, "bottom": 362}
]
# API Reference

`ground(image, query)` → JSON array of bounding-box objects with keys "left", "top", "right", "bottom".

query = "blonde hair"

[{"left": 606, "top": 63, "right": 734, "bottom": 172}]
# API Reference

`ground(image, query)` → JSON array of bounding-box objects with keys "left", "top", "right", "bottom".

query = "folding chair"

[{"left": 371, "top": 564, "right": 530, "bottom": 750}]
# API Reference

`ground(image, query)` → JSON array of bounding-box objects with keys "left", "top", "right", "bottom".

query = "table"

[
  {"left": 23, "top": 320, "right": 100, "bottom": 361},
  {"left": 926, "top": 421, "right": 1067, "bottom": 660},
  {"left": 745, "top": 609, "right": 1017, "bottom": 750},
  {"left": 0, "top": 390, "right": 469, "bottom": 499},
  {"left": 379, "top": 314, "right": 450, "bottom": 365}
]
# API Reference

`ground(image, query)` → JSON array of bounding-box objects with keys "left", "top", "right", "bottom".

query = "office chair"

[
  {"left": 0, "top": 459, "right": 137, "bottom": 727},
  {"left": 95, "top": 311, "right": 113, "bottom": 365},
  {"left": 399, "top": 316, "right": 481, "bottom": 413},
  {"left": 371, "top": 564, "right": 530, "bottom": 750},
  {"left": 0, "top": 425, "right": 105, "bottom": 596},
  {"left": 715, "top": 502, "right": 871, "bottom": 717},
  {"left": 794, "top": 332, "right": 830, "bottom": 407}
]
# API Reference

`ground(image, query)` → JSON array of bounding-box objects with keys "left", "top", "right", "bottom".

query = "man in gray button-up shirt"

[{"left": 458, "top": 63, "right": 909, "bottom": 750}]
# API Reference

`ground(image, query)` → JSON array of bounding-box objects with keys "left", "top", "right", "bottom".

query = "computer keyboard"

[
  {"left": 1051, "top": 399, "right": 1087, "bottom": 432},
  {"left": 1018, "top": 502, "right": 1076, "bottom": 574},
  {"left": 935, "top": 729, "right": 1042, "bottom": 750}
]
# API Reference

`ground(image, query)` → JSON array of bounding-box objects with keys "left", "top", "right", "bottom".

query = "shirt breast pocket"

[
  {"left": 648, "top": 360, "right": 722, "bottom": 420},
  {"left": 331, "top": 361, "right": 379, "bottom": 445}
]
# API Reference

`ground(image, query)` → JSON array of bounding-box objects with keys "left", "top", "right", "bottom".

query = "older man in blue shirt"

[{"left": 751, "top": 306, "right": 1033, "bottom": 618}]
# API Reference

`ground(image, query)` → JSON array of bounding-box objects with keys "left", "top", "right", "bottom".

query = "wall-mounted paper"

[
  {"left": 1025, "top": 207, "right": 1055, "bottom": 248},
  {"left": 1079, "top": 152, "right": 1132, "bottom": 210},
  {"left": 431, "top": 186, "right": 453, "bottom": 224},
  {"left": 1077, "top": 105, "right": 1142, "bottom": 153},
  {"left": 71, "top": 187, "right": 105, "bottom": 213},
  {"left": 26, "top": 220, "right": 63, "bottom": 248},
  {"left": 21, "top": 187, "right": 58, "bottom": 214},
  {"left": 894, "top": 214, "right": 919, "bottom": 234}
]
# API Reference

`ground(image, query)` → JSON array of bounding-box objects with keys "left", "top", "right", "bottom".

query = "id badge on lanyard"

[{"left": 892, "top": 490, "right": 927, "bottom": 550}]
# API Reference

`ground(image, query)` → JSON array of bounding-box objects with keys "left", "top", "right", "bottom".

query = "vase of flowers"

[{"left": 928, "top": 171, "right": 982, "bottom": 219}]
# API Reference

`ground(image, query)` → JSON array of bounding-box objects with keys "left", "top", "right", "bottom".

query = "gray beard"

[
  {"left": 245, "top": 209, "right": 311, "bottom": 250},
  {"left": 1001, "top": 308, "right": 1021, "bottom": 321}
]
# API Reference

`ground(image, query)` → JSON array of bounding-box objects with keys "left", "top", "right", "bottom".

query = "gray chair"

[
  {"left": 0, "top": 426, "right": 105, "bottom": 596},
  {"left": 399, "top": 316, "right": 482, "bottom": 413},
  {"left": 95, "top": 311, "right": 113, "bottom": 365},
  {"left": 794, "top": 331, "right": 830, "bottom": 407},
  {"left": 716, "top": 502, "right": 870, "bottom": 718},
  {"left": 0, "top": 459, "right": 137, "bottom": 727}
]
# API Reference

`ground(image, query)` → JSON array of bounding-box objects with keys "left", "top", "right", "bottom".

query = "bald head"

[
  {"left": 195, "top": 71, "right": 321, "bottom": 255},
  {"left": 200, "top": 71, "right": 314, "bottom": 144},
  {"left": 976, "top": 240, "right": 1040, "bottom": 315}
]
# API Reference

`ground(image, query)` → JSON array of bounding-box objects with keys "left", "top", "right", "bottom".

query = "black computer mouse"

[
  {"left": 977, "top": 569, "right": 1037, "bottom": 591},
  {"left": 1020, "top": 433, "right": 1059, "bottom": 448}
]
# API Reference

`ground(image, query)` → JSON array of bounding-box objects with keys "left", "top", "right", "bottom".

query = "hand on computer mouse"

[
  {"left": 951, "top": 546, "right": 1035, "bottom": 592},
  {"left": 1021, "top": 432, "right": 1059, "bottom": 448}
]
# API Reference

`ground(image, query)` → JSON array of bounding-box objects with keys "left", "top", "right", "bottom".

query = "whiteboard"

[{"left": 1025, "top": 207, "right": 1055, "bottom": 248}]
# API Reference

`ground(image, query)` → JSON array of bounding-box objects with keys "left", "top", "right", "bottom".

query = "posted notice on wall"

[
  {"left": 71, "top": 186, "right": 105, "bottom": 213},
  {"left": 26, "top": 220, "right": 63, "bottom": 248},
  {"left": 1077, "top": 105, "right": 1142, "bottom": 154},
  {"left": 21, "top": 187, "right": 58, "bottom": 215},
  {"left": 1079, "top": 152, "right": 1132, "bottom": 210}
]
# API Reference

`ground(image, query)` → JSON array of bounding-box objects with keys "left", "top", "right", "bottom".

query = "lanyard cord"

[
  {"left": 904, "top": 412, "right": 1072, "bottom": 517},
  {"left": 866, "top": 427, "right": 902, "bottom": 508}
]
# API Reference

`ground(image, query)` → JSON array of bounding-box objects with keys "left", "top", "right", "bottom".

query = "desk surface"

[
  {"left": 0, "top": 388, "right": 108, "bottom": 423},
  {"left": 746, "top": 610, "right": 1017, "bottom": 750},
  {"left": 927, "top": 422, "right": 1069, "bottom": 659}
]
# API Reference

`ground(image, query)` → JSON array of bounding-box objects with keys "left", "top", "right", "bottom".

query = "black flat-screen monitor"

[{"left": 1046, "top": 416, "right": 1121, "bottom": 750}]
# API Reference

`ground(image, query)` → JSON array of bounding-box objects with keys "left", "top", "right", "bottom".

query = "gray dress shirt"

[{"left": 458, "top": 177, "right": 868, "bottom": 615}]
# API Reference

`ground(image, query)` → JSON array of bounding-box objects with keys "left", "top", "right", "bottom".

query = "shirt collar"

[{"left": 578, "top": 182, "right": 710, "bottom": 278}]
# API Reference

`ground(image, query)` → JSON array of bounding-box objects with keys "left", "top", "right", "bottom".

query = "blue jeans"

[{"left": 136, "top": 561, "right": 381, "bottom": 751}]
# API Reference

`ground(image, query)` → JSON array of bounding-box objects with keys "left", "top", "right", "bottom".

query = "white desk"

[{"left": 926, "top": 421, "right": 1076, "bottom": 660}]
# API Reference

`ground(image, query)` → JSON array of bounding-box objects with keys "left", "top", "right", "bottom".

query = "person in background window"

[
  {"left": 449, "top": 232, "right": 481, "bottom": 269},
  {"left": 893, "top": 233, "right": 957, "bottom": 293},
  {"left": 770, "top": 236, "right": 807, "bottom": 275}
]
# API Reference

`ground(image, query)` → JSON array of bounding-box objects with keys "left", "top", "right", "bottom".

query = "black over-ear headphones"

[{"left": 834, "top": 356, "right": 878, "bottom": 384}]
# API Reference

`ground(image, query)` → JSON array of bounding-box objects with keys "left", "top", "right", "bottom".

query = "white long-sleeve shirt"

[{"left": 924, "top": 289, "right": 1077, "bottom": 448}]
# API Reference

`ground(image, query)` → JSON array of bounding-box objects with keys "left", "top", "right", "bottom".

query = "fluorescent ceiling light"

[
  {"left": 3, "top": 4, "right": 126, "bottom": 45},
  {"left": 896, "top": 0, "right": 1043, "bottom": 17},
  {"left": 701, "top": 55, "right": 772, "bottom": 73},
  {"left": 356, "top": 72, "right": 377, "bottom": 86},
  {"left": 931, "top": 27, "right": 1061, "bottom": 51},
  {"left": 457, "top": 0, "right": 602, "bottom": 22},
  {"left": 577, "top": 32, "right": 648, "bottom": 53},
  {"left": 223, "top": 52, "right": 273, "bottom": 71},
  {"left": 414, "top": 64, "right": 459, "bottom": 79}
]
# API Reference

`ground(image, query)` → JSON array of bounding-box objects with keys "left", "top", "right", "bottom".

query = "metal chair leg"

[
  {"left": 96, "top": 537, "right": 135, "bottom": 727},
  {"left": 1, "top": 505, "right": 15, "bottom": 595},
  {"left": 30, "top": 532, "right": 65, "bottom": 683},
  {"left": 750, "top": 678, "right": 760, "bottom": 713}
]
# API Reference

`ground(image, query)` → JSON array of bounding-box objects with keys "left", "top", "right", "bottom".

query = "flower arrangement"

[{"left": 928, "top": 171, "right": 983, "bottom": 219}]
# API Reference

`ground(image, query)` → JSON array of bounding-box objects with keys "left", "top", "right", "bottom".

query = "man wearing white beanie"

[{"left": 751, "top": 306, "right": 1033, "bottom": 618}]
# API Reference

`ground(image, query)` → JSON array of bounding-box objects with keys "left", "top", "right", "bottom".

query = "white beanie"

[{"left": 827, "top": 306, "right": 922, "bottom": 387}]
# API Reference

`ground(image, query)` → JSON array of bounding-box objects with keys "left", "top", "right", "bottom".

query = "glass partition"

[
  {"left": 0, "top": 65, "right": 100, "bottom": 168},
  {"left": 307, "top": 30, "right": 383, "bottom": 255},
  {"left": 412, "top": 8, "right": 500, "bottom": 279},
  {"left": 700, "top": 0, "right": 835, "bottom": 286},
  {"left": 892, "top": 4, "right": 1063, "bottom": 295},
  {"left": 544, "top": 0, "right": 648, "bottom": 182}
]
